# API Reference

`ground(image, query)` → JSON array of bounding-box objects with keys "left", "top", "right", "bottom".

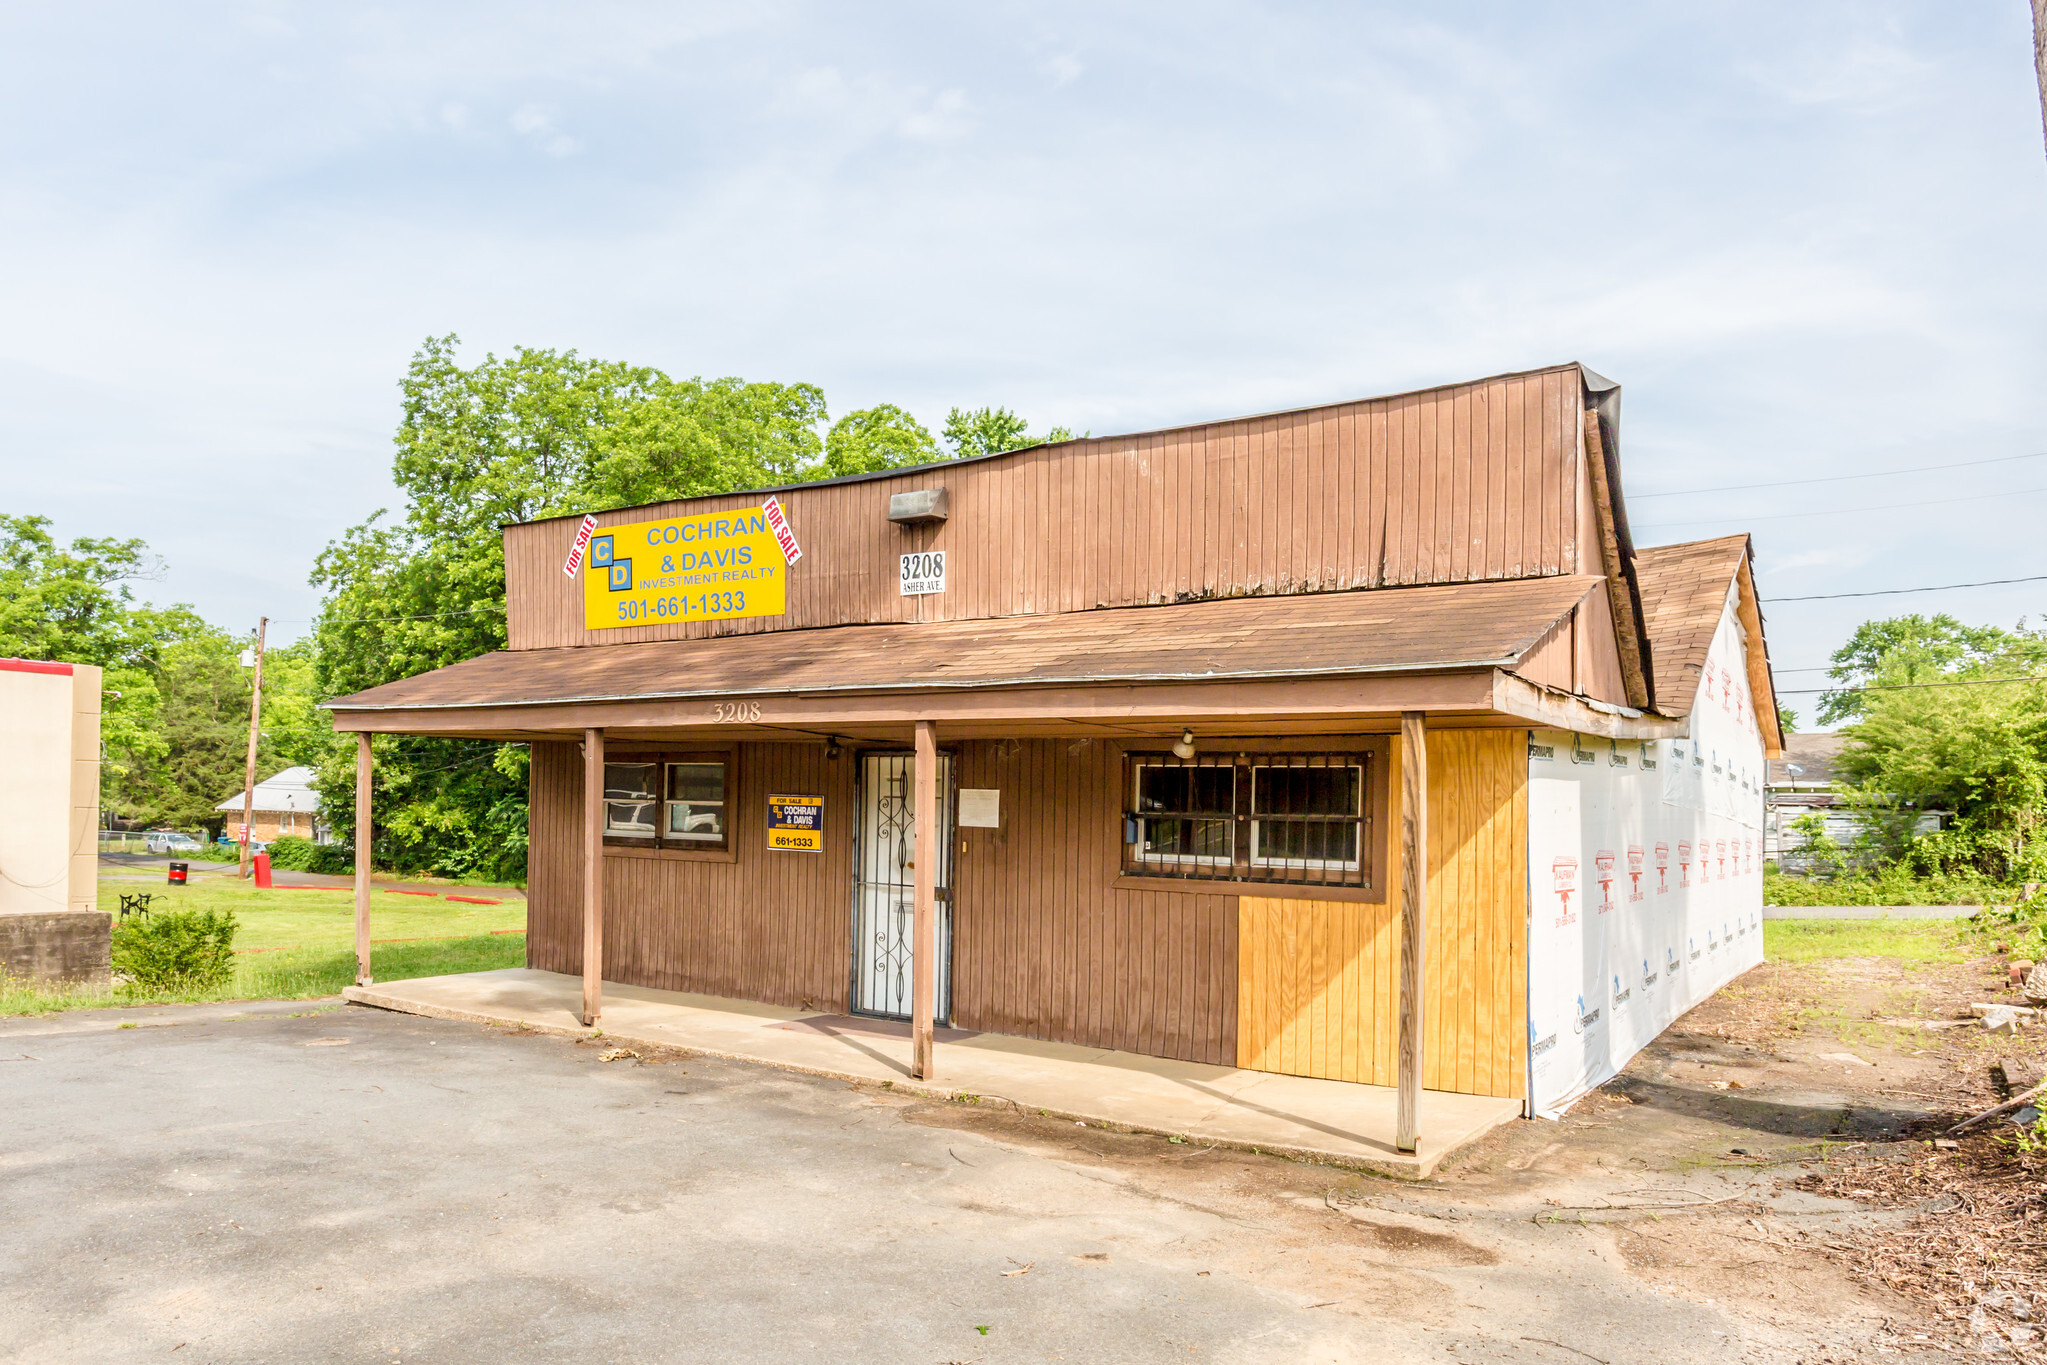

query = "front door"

[{"left": 852, "top": 751, "right": 954, "bottom": 1022}]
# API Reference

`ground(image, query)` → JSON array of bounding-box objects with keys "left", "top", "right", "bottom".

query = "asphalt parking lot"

[
  {"left": 0, "top": 1000, "right": 1879, "bottom": 1364},
  {"left": 0, "top": 1002, "right": 1414, "bottom": 1364}
]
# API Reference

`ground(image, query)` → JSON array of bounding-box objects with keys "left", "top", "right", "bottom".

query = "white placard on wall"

[
  {"left": 900, "top": 550, "right": 946, "bottom": 596},
  {"left": 957, "top": 788, "right": 1000, "bottom": 828}
]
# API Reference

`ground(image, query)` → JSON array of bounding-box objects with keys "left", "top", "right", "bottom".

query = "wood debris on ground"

[{"left": 1788, "top": 1130, "right": 2047, "bottom": 1359}]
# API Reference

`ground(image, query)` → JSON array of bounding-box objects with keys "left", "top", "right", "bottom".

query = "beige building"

[
  {"left": 214, "top": 766, "right": 326, "bottom": 844},
  {"left": 0, "top": 657, "right": 106, "bottom": 983}
]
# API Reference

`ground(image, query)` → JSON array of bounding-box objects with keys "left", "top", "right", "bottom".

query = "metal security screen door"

[{"left": 852, "top": 752, "right": 955, "bottom": 1022}]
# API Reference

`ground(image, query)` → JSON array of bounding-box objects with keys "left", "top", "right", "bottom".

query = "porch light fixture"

[
  {"left": 825, "top": 736, "right": 843, "bottom": 760},
  {"left": 1171, "top": 728, "right": 1197, "bottom": 760}
]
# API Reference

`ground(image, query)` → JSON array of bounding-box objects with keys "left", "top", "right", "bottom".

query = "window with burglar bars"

[{"left": 1122, "top": 752, "right": 1371, "bottom": 888}]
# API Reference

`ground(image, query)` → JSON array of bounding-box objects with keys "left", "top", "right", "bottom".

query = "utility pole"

[
  {"left": 2034, "top": 0, "right": 2047, "bottom": 159},
  {"left": 239, "top": 617, "right": 267, "bottom": 880}
]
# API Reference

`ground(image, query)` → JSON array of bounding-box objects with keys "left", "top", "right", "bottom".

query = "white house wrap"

[{"left": 1527, "top": 581, "right": 1768, "bottom": 1117}]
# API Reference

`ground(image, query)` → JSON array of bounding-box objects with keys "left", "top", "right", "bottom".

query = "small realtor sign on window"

[
  {"left": 900, "top": 550, "right": 945, "bottom": 596},
  {"left": 766, "top": 793, "right": 824, "bottom": 852},
  {"left": 562, "top": 514, "right": 599, "bottom": 578}
]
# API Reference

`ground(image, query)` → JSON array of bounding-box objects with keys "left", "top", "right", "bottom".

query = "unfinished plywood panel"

[
  {"left": 1236, "top": 729, "right": 1527, "bottom": 1098},
  {"left": 504, "top": 366, "right": 1592, "bottom": 650}
]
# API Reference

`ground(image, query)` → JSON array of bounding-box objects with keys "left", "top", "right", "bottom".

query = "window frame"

[
  {"left": 602, "top": 750, "right": 734, "bottom": 853},
  {"left": 1120, "top": 745, "right": 1378, "bottom": 894}
]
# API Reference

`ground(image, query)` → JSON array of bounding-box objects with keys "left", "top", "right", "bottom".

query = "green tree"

[
  {"left": 119, "top": 627, "right": 284, "bottom": 835},
  {"left": 820, "top": 404, "right": 939, "bottom": 477},
  {"left": 1828, "top": 612, "right": 2047, "bottom": 878},
  {"left": 0, "top": 514, "right": 225, "bottom": 813},
  {"left": 1817, "top": 613, "right": 2038, "bottom": 724},
  {"left": 941, "top": 407, "right": 1084, "bottom": 459},
  {"left": 307, "top": 336, "right": 853, "bottom": 880}
]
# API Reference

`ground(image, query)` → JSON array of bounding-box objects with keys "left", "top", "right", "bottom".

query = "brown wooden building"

[{"left": 324, "top": 362, "right": 1778, "bottom": 1143}]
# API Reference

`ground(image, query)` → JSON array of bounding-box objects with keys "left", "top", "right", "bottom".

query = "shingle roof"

[
  {"left": 324, "top": 576, "right": 1601, "bottom": 713},
  {"left": 1634, "top": 534, "right": 1750, "bottom": 718},
  {"left": 1769, "top": 732, "right": 1847, "bottom": 786},
  {"left": 214, "top": 765, "right": 321, "bottom": 813}
]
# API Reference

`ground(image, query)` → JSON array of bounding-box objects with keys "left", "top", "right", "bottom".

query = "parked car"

[{"left": 144, "top": 830, "right": 203, "bottom": 855}]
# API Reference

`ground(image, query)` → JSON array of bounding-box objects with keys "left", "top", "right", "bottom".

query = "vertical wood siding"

[
  {"left": 1235, "top": 729, "right": 1528, "bottom": 1098},
  {"left": 947, "top": 739, "right": 1236, "bottom": 1065},
  {"left": 527, "top": 739, "right": 857, "bottom": 1009},
  {"left": 505, "top": 367, "right": 1589, "bottom": 650},
  {"left": 529, "top": 736, "right": 1239, "bottom": 1065}
]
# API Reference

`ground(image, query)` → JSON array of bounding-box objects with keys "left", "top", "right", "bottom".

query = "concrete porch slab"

[{"left": 344, "top": 968, "right": 1523, "bottom": 1178}]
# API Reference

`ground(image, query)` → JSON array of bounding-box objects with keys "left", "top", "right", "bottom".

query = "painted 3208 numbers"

[{"left": 614, "top": 590, "right": 747, "bottom": 622}]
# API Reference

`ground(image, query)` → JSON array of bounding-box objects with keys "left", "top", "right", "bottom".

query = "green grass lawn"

[
  {"left": 0, "top": 880, "right": 529, "bottom": 1016},
  {"left": 1763, "top": 917, "right": 1972, "bottom": 964}
]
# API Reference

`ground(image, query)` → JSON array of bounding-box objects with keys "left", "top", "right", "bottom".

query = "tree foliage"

[
  {"left": 1818, "top": 613, "right": 2041, "bottom": 725},
  {"left": 307, "top": 336, "right": 934, "bottom": 882},
  {"left": 1831, "top": 613, "right": 2047, "bottom": 879},
  {"left": 821, "top": 404, "right": 939, "bottom": 477},
  {"left": 7, "top": 337, "right": 1078, "bottom": 883},
  {"left": 941, "top": 406, "right": 1082, "bottom": 458},
  {"left": 0, "top": 515, "right": 290, "bottom": 824}
]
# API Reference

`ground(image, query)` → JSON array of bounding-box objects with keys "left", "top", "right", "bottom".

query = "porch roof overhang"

[{"left": 321, "top": 576, "right": 1686, "bottom": 744}]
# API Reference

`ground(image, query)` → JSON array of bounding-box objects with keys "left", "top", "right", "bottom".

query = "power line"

[
  {"left": 1764, "top": 573, "right": 2047, "bottom": 603},
  {"left": 313, "top": 606, "right": 505, "bottom": 627},
  {"left": 1630, "top": 449, "right": 2047, "bottom": 499},
  {"left": 1775, "top": 676, "right": 2047, "bottom": 696},
  {"left": 1635, "top": 484, "right": 2047, "bottom": 531}
]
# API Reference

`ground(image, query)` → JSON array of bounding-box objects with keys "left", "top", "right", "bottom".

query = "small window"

[
  {"left": 666, "top": 762, "right": 726, "bottom": 843},
  {"left": 1123, "top": 751, "right": 1371, "bottom": 888},
  {"left": 1132, "top": 761, "right": 1235, "bottom": 869},
  {"left": 604, "top": 763, "right": 659, "bottom": 839},
  {"left": 1251, "top": 762, "right": 1362, "bottom": 872},
  {"left": 605, "top": 754, "right": 731, "bottom": 850}
]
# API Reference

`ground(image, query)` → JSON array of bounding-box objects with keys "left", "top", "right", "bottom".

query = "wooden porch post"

[
  {"left": 353, "top": 732, "right": 372, "bottom": 987},
  {"left": 1396, "top": 710, "right": 1428, "bottom": 1154},
  {"left": 581, "top": 727, "right": 605, "bottom": 1027},
  {"left": 911, "top": 719, "right": 937, "bottom": 1080}
]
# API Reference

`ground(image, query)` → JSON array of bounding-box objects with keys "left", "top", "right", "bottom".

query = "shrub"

[
  {"left": 189, "top": 842, "right": 239, "bottom": 864},
  {"left": 111, "top": 908, "right": 238, "bottom": 991},
  {"left": 305, "top": 843, "right": 354, "bottom": 875},
  {"left": 261, "top": 836, "right": 355, "bottom": 875},
  {"left": 266, "top": 835, "right": 317, "bottom": 870}
]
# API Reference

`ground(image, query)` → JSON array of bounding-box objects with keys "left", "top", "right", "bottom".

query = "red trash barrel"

[
  {"left": 167, "top": 861, "right": 188, "bottom": 885},
  {"left": 253, "top": 852, "right": 272, "bottom": 889}
]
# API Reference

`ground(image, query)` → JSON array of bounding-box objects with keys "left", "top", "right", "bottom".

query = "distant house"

[
  {"left": 214, "top": 766, "right": 329, "bottom": 844},
  {"left": 1764, "top": 732, "right": 1938, "bottom": 868}
]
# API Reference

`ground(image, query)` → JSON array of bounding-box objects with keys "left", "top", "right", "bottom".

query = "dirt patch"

[{"left": 878, "top": 936, "right": 2047, "bottom": 1360}]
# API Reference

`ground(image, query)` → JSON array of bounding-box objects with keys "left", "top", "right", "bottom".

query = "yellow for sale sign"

[
  {"left": 581, "top": 506, "right": 790, "bottom": 631},
  {"left": 766, "top": 794, "right": 824, "bottom": 852}
]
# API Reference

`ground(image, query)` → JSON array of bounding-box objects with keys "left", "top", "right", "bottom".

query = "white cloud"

[
  {"left": 897, "top": 88, "right": 972, "bottom": 143},
  {"left": 508, "top": 103, "right": 580, "bottom": 156},
  {"left": 0, "top": 0, "right": 2039, "bottom": 656}
]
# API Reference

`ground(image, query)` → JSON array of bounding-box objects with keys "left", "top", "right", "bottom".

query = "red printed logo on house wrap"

[
  {"left": 762, "top": 496, "right": 803, "bottom": 565},
  {"left": 1551, "top": 857, "right": 1578, "bottom": 927},
  {"left": 562, "top": 514, "right": 599, "bottom": 578}
]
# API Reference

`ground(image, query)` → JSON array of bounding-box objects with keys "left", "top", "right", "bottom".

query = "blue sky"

[{"left": 2, "top": 2, "right": 2043, "bottom": 708}]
